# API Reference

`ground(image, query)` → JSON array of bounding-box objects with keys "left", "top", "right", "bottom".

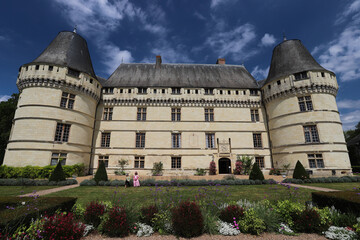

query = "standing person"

[
  {"left": 133, "top": 171, "right": 140, "bottom": 187},
  {"left": 125, "top": 173, "right": 131, "bottom": 188}
]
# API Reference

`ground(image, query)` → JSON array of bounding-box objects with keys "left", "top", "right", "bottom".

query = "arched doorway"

[{"left": 218, "top": 158, "right": 231, "bottom": 174}]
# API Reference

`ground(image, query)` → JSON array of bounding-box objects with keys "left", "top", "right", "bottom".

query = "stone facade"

[{"left": 3, "top": 31, "right": 352, "bottom": 176}]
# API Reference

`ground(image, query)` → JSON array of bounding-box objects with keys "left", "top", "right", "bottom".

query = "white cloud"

[
  {"left": 210, "top": 0, "right": 236, "bottom": 9},
  {"left": 0, "top": 95, "right": 11, "bottom": 102},
  {"left": 194, "top": 11, "right": 206, "bottom": 21},
  {"left": 337, "top": 99, "right": 360, "bottom": 109},
  {"left": 340, "top": 110, "right": 360, "bottom": 130},
  {"left": 102, "top": 44, "right": 133, "bottom": 75},
  {"left": 260, "top": 33, "right": 276, "bottom": 46},
  {"left": 251, "top": 66, "right": 269, "bottom": 80},
  {"left": 335, "top": 0, "right": 360, "bottom": 25},
  {"left": 205, "top": 23, "right": 257, "bottom": 61}
]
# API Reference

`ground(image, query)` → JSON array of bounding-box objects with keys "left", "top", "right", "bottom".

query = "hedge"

[
  {"left": 0, "top": 178, "right": 77, "bottom": 186},
  {"left": 80, "top": 178, "right": 278, "bottom": 186},
  {"left": 312, "top": 191, "right": 360, "bottom": 214},
  {"left": 0, "top": 196, "right": 77, "bottom": 234},
  {"left": 0, "top": 164, "right": 85, "bottom": 179},
  {"left": 282, "top": 176, "right": 360, "bottom": 184}
]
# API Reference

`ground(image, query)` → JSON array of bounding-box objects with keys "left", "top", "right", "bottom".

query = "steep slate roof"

[
  {"left": 264, "top": 39, "right": 330, "bottom": 85},
  {"left": 29, "top": 31, "right": 96, "bottom": 78},
  {"left": 104, "top": 63, "right": 259, "bottom": 89}
]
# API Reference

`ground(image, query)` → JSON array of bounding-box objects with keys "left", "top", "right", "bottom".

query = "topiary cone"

[
  {"left": 94, "top": 160, "right": 108, "bottom": 183},
  {"left": 293, "top": 160, "right": 309, "bottom": 180},
  {"left": 249, "top": 162, "right": 265, "bottom": 180},
  {"left": 49, "top": 160, "right": 66, "bottom": 182}
]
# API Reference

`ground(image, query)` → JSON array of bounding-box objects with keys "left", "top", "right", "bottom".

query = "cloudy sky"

[{"left": 0, "top": 0, "right": 359, "bottom": 130}]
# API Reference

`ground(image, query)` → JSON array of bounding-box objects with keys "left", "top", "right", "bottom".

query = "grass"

[
  {"left": 301, "top": 182, "right": 360, "bottom": 191},
  {"left": 46, "top": 184, "right": 317, "bottom": 207},
  {"left": 0, "top": 186, "right": 58, "bottom": 197}
]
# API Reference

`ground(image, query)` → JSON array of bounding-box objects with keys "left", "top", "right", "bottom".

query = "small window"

[
  {"left": 162, "top": 89, "right": 165, "bottom": 94},
  {"left": 219, "top": 90, "right": 223, "bottom": 95},
  {"left": 48, "top": 65, "right": 53, "bottom": 71},
  {"left": 90, "top": 79, "right": 93, "bottom": 84},
  {"left": 54, "top": 123, "right": 71, "bottom": 142},
  {"left": 25, "top": 66, "right": 28, "bottom": 71},
  {"left": 321, "top": 72, "right": 325, "bottom": 77},
  {"left": 308, "top": 154, "right": 324, "bottom": 168},
  {"left": 303, "top": 125, "right": 319, "bottom": 143},
  {"left": 51, "top": 152, "right": 67, "bottom": 166},
  {"left": 103, "top": 108, "right": 113, "bottom": 120},
  {"left": 187, "top": 89, "right": 191, "bottom": 94},
  {"left": 99, "top": 156, "right": 109, "bottom": 168},
  {"left": 171, "top": 108, "right": 181, "bottom": 121},
  {"left": 172, "top": 133, "right": 181, "bottom": 148},
  {"left": 294, "top": 71, "right": 308, "bottom": 80},
  {"left": 255, "top": 157, "right": 264, "bottom": 169},
  {"left": 268, "top": 85, "right": 271, "bottom": 89},
  {"left": 204, "top": 108, "right": 214, "bottom": 122},
  {"left": 68, "top": 68, "right": 80, "bottom": 77},
  {"left": 153, "top": 89, "right": 157, "bottom": 94},
  {"left": 101, "top": 132, "right": 111, "bottom": 147},
  {"left": 253, "top": 133, "right": 262, "bottom": 148},
  {"left": 136, "top": 133, "right": 146, "bottom": 148},
  {"left": 195, "top": 89, "right": 199, "bottom": 94},
  {"left": 138, "top": 87, "right": 148, "bottom": 94},
  {"left": 235, "top": 90, "right": 239, "bottom": 95},
  {"left": 243, "top": 91, "right": 246, "bottom": 95},
  {"left": 172, "top": 88, "right": 181, "bottom": 94},
  {"left": 250, "top": 90, "right": 259, "bottom": 96},
  {"left": 134, "top": 156, "right": 145, "bottom": 168},
  {"left": 104, "top": 88, "right": 114, "bottom": 94},
  {"left": 60, "top": 92, "right": 75, "bottom": 109},
  {"left": 250, "top": 109, "right": 260, "bottom": 122},
  {"left": 171, "top": 157, "right": 181, "bottom": 169},
  {"left": 35, "top": 65, "right": 39, "bottom": 70},
  {"left": 228, "top": 90, "right": 231, "bottom": 95},
  {"left": 120, "top": 89, "right": 123, "bottom": 93},
  {"left": 128, "top": 89, "right": 132, "bottom": 93},
  {"left": 277, "top": 80, "right": 281, "bottom": 85},
  {"left": 206, "top": 133, "right": 215, "bottom": 148},
  {"left": 137, "top": 108, "right": 147, "bottom": 121},
  {"left": 298, "top": 96, "right": 313, "bottom": 112},
  {"left": 205, "top": 88, "right": 214, "bottom": 95}
]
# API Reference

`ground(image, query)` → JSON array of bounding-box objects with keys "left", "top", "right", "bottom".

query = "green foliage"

[
  {"left": 293, "top": 160, "right": 309, "bottom": 180},
  {"left": 344, "top": 121, "right": 360, "bottom": 142},
  {"left": 293, "top": 208, "right": 325, "bottom": 233},
  {"left": 202, "top": 210, "right": 218, "bottom": 235},
  {"left": 312, "top": 191, "right": 360, "bottom": 215},
  {"left": 238, "top": 208, "right": 266, "bottom": 235},
  {"left": 94, "top": 160, "right": 108, "bottom": 183},
  {"left": 328, "top": 207, "right": 358, "bottom": 227},
  {"left": 72, "top": 203, "right": 85, "bottom": 220},
  {"left": 249, "top": 163, "right": 265, "bottom": 180},
  {"left": 49, "top": 161, "right": 66, "bottom": 182},
  {"left": 274, "top": 200, "right": 305, "bottom": 227},
  {"left": 237, "top": 155, "right": 253, "bottom": 174},
  {"left": 151, "top": 210, "right": 172, "bottom": 234},
  {"left": 194, "top": 168, "right": 206, "bottom": 176},
  {"left": 116, "top": 159, "right": 128, "bottom": 175},
  {"left": 140, "top": 205, "right": 158, "bottom": 226},
  {"left": 209, "top": 160, "right": 216, "bottom": 175},
  {"left": 253, "top": 200, "right": 281, "bottom": 232},
  {"left": 151, "top": 162, "right": 164, "bottom": 176}
]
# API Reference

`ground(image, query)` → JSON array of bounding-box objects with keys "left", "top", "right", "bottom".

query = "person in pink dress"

[{"left": 133, "top": 171, "right": 140, "bottom": 187}]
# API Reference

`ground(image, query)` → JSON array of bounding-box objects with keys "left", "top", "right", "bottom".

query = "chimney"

[
  {"left": 216, "top": 58, "right": 225, "bottom": 65},
  {"left": 155, "top": 55, "right": 162, "bottom": 69}
]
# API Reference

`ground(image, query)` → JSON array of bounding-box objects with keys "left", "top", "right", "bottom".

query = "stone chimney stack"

[
  {"left": 216, "top": 58, "right": 225, "bottom": 65},
  {"left": 156, "top": 55, "right": 162, "bottom": 69}
]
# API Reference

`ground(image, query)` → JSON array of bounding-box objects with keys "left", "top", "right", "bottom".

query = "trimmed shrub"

[
  {"left": 292, "top": 208, "right": 325, "bottom": 233},
  {"left": 101, "top": 206, "right": 130, "bottom": 237},
  {"left": 209, "top": 160, "right": 216, "bottom": 175},
  {"left": 80, "top": 179, "right": 96, "bottom": 186},
  {"left": 110, "top": 179, "right": 124, "bottom": 186},
  {"left": 312, "top": 191, "right": 360, "bottom": 214},
  {"left": 84, "top": 201, "right": 106, "bottom": 227},
  {"left": 49, "top": 161, "right": 66, "bottom": 182},
  {"left": 292, "top": 160, "right": 309, "bottom": 180},
  {"left": 171, "top": 201, "right": 203, "bottom": 238},
  {"left": 249, "top": 163, "right": 264, "bottom": 181},
  {"left": 219, "top": 205, "right": 244, "bottom": 223},
  {"left": 140, "top": 205, "right": 158, "bottom": 226},
  {"left": 94, "top": 160, "right": 108, "bottom": 183}
]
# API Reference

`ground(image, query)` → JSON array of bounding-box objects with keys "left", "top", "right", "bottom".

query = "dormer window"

[
  {"left": 90, "top": 79, "right": 93, "bottom": 84},
  {"left": 172, "top": 88, "right": 181, "bottom": 94},
  {"left": 68, "top": 68, "right": 80, "bottom": 78},
  {"left": 250, "top": 90, "right": 259, "bottom": 96},
  {"left": 35, "top": 65, "right": 39, "bottom": 70},
  {"left": 205, "top": 88, "right": 214, "bottom": 95},
  {"left": 103, "top": 88, "right": 114, "bottom": 94},
  {"left": 294, "top": 71, "right": 308, "bottom": 80},
  {"left": 48, "top": 66, "right": 53, "bottom": 71},
  {"left": 321, "top": 72, "right": 325, "bottom": 77},
  {"left": 138, "top": 87, "right": 148, "bottom": 94},
  {"left": 277, "top": 80, "right": 281, "bottom": 85}
]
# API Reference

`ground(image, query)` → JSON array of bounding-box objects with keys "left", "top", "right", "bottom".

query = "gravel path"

[
  {"left": 18, "top": 184, "right": 80, "bottom": 197},
  {"left": 285, "top": 183, "right": 339, "bottom": 192}
]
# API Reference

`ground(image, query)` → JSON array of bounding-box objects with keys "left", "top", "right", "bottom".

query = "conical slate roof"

[
  {"left": 104, "top": 63, "right": 259, "bottom": 89},
  {"left": 30, "top": 31, "right": 96, "bottom": 78},
  {"left": 265, "top": 39, "right": 329, "bottom": 85}
]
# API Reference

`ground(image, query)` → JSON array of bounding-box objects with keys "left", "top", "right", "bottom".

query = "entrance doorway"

[{"left": 218, "top": 158, "right": 231, "bottom": 174}]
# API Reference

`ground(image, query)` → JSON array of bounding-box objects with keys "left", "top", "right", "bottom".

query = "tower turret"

[
  {"left": 262, "top": 39, "right": 351, "bottom": 176},
  {"left": 3, "top": 31, "right": 102, "bottom": 169}
]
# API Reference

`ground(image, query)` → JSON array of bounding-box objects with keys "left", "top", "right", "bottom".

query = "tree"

[
  {"left": 249, "top": 163, "right": 265, "bottom": 180},
  {"left": 94, "top": 160, "right": 108, "bottom": 183},
  {"left": 49, "top": 160, "right": 66, "bottom": 182},
  {"left": 344, "top": 121, "right": 360, "bottom": 142},
  {"left": 0, "top": 93, "right": 19, "bottom": 165},
  {"left": 293, "top": 160, "right": 309, "bottom": 180},
  {"left": 238, "top": 155, "right": 253, "bottom": 174}
]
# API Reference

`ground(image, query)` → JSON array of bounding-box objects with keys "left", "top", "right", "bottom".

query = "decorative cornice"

[
  {"left": 264, "top": 84, "right": 338, "bottom": 103},
  {"left": 17, "top": 78, "right": 100, "bottom": 102}
]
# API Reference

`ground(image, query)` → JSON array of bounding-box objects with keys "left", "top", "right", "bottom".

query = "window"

[
  {"left": 228, "top": 90, "right": 231, "bottom": 95},
  {"left": 68, "top": 68, "right": 80, "bottom": 77},
  {"left": 187, "top": 89, "right": 191, "bottom": 94},
  {"left": 303, "top": 125, "right": 319, "bottom": 143},
  {"left": 104, "top": 88, "right": 114, "bottom": 94},
  {"left": 236, "top": 90, "right": 239, "bottom": 95},
  {"left": 250, "top": 90, "right": 259, "bottom": 96},
  {"left": 308, "top": 154, "right": 324, "bottom": 168},
  {"left": 171, "top": 108, "right": 181, "bottom": 121},
  {"left": 51, "top": 153, "right": 67, "bottom": 166},
  {"left": 26, "top": 66, "right": 28, "bottom": 71},
  {"left": 255, "top": 157, "right": 264, "bottom": 169},
  {"left": 268, "top": 85, "right": 271, "bottom": 90},
  {"left": 172, "top": 88, "right": 181, "bottom": 94},
  {"left": 134, "top": 156, "right": 145, "bottom": 168},
  {"left": 90, "top": 79, "right": 93, "bottom": 84},
  {"left": 48, "top": 65, "right": 53, "bottom": 71},
  {"left": 138, "top": 87, "right": 148, "bottom": 94},
  {"left": 120, "top": 89, "right": 123, "bottom": 93},
  {"left": 128, "top": 89, "right": 132, "bottom": 93},
  {"left": 205, "top": 88, "right": 214, "bottom": 95},
  {"left": 136, "top": 133, "right": 146, "bottom": 148},
  {"left": 195, "top": 89, "right": 199, "bottom": 94},
  {"left": 103, "top": 108, "right": 113, "bottom": 120},
  {"left": 153, "top": 89, "right": 157, "bottom": 94},
  {"left": 253, "top": 133, "right": 262, "bottom": 148},
  {"left": 298, "top": 96, "right": 313, "bottom": 112},
  {"left": 54, "top": 123, "right": 70, "bottom": 142},
  {"left": 35, "top": 65, "right": 39, "bottom": 70},
  {"left": 137, "top": 108, "right": 147, "bottom": 121},
  {"left": 101, "top": 132, "right": 111, "bottom": 147},
  {"left": 172, "top": 133, "right": 181, "bottom": 148},
  {"left": 321, "top": 72, "right": 325, "bottom": 77},
  {"left": 60, "top": 92, "right": 75, "bottom": 109},
  {"left": 206, "top": 133, "right": 215, "bottom": 148},
  {"left": 205, "top": 108, "right": 214, "bottom": 122},
  {"left": 171, "top": 157, "right": 181, "bottom": 169},
  {"left": 99, "top": 156, "right": 109, "bottom": 168},
  {"left": 162, "top": 89, "right": 165, "bottom": 94},
  {"left": 277, "top": 80, "right": 281, "bottom": 85},
  {"left": 219, "top": 90, "right": 223, "bottom": 94},
  {"left": 250, "top": 109, "right": 260, "bottom": 122},
  {"left": 294, "top": 71, "right": 308, "bottom": 80}
]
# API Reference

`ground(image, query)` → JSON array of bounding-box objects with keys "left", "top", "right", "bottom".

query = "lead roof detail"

[
  {"left": 30, "top": 31, "right": 97, "bottom": 78},
  {"left": 104, "top": 63, "right": 259, "bottom": 89}
]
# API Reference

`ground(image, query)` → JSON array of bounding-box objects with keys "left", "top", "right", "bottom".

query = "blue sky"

[{"left": 0, "top": 0, "right": 359, "bottom": 130}]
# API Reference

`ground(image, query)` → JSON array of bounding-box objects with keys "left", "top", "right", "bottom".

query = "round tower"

[
  {"left": 262, "top": 39, "right": 351, "bottom": 177},
  {"left": 3, "top": 31, "right": 102, "bottom": 169}
]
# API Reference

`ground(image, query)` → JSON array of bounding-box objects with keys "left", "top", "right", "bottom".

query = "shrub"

[
  {"left": 84, "top": 201, "right": 106, "bottom": 227},
  {"left": 80, "top": 179, "right": 97, "bottom": 186},
  {"left": 171, "top": 201, "right": 203, "bottom": 238},
  {"left": 238, "top": 208, "right": 266, "bottom": 235},
  {"left": 293, "top": 208, "right": 325, "bottom": 233},
  {"left": 233, "top": 160, "right": 242, "bottom": 175},
  {"left": 219, "top": 205, "right": 245, "bottom": 223},
  {"left": 253, "top": 200, "right": 281, "bottom": 232},
  {"left": 249, "top": 163, "right": 264, "bottom": 181},
  {"left": 312, "top": 191, "right": 360, "bottom": 215},
  {"left": 151, "top": 210, "right": 172, "bottom": 234},
  {"left": 110, "top": 179, "right": 124, "bottom": 186},
  {"left": 151, "top": 162, "right": 164, "bottom": 176},
  {"left": 42, "top": 212, "right": 85, "bottom": 240},
  {"left": 94, "top": 160, "right": 108, "bottom": 183},
  {"left": 140, "top": 205, "right": 159, "bottom": 226},
  {"left": 101, "top": 206, "right": 130, "bottom": 237},
  {"left": 293, "top": 160, "right": 309, "bottom": 180},
  {"left": 194, "top": 168, "right": 206, "bottom": 176},
  {"left": 48, "top": 161, "right": 66, "bottom": 182},
  {"left": 274, "top": 200, "right": 304, "bottom": 227},
  {"left": 209, "top": 160, "right": 216, "bottom": 175}
]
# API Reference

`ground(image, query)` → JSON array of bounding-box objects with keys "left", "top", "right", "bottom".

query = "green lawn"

[
  {"left": 301, "top": 182, "right": 360, "bottom": 191},
  {"left": 0, "top": 186, "right": 58, "bottom": 197},
  {"left": 46, "top": 184, "right": 316, "bottom": 207}
]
